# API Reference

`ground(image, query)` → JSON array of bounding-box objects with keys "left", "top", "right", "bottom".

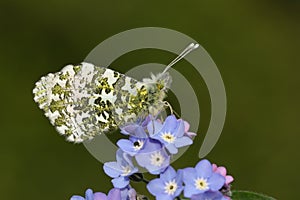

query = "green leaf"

[{"left": 232, "top": 190, "right": 277, "bottom": 200}]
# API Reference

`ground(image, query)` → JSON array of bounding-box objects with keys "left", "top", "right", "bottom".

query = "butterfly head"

[{"left": 141, "top": 72, "right": 172, "bottom": 116}]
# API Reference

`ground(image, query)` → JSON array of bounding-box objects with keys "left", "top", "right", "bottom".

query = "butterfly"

[{"left": 33, "top": 43, "right": 199, "bottom": 143}]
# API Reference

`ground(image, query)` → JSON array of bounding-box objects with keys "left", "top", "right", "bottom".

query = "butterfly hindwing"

[{"left": 33, "top": 62, "right": 169, "bottom": 143}]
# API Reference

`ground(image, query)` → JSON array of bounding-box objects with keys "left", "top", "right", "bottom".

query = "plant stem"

[{"left": 142, "top": 178, "right": 149, "bottom": 184}]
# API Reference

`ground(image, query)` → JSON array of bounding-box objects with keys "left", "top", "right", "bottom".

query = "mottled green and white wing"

[{"left": 33, "top": 62, "right": 148, "bottom": 143}]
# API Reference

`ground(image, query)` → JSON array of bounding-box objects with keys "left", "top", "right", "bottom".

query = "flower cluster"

[
  {"left": 70, "top": 115, "right": 234, "bottom": 200},
  {"left": 71, "top": 187, "right": 137, "bottom": 200},
  {"left": 116, "top": 115, "right": 193, "bottom": 176}
]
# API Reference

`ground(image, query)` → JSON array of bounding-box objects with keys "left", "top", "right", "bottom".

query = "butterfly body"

[{"left": 33, "top": 62, "right": 171, "bottom": 143}]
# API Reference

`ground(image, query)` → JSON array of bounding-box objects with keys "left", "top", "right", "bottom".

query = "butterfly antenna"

[
  {"left": 164, "top": 101, "right": 174, "bottom": 115},
  {"left": 162, "top": 43, "right": 199, "bottom": 74}
]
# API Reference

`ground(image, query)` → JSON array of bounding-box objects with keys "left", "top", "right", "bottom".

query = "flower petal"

[
  {"left": 134, "top": 125, "right": 148, "bottom": 138},
  {"left": 148, "top": 120, "right": 163, "bottom": 135},
  {"left": 195, "top": 159, "right": 212, "bottom": 178},
  {"left": 191, "top": 191, "right": 227, "bottom": 200},
  {"left": 160, "top": 115, "right": 178, "bottom": 133},
  {"left": 212, "top": 163, "right": 218, "bottom": 171},
  {"left": 139, "top": 138, "right": 163, "bottom": 154},
  {"left": 127, "top": 188, "right": 137, "bottom": 200},
  {"left": 156, "top": 194, "right": 173, "bottom": 200},
  {"left": 70, "top": 196, "right": 85, "bottom": 200},
  {"left": 135, "top": 153, "right": 148, "bottom": 168},
  {"left": 107, "top": 188, "right": 121, "bottom": 200},
  {"left": 120, "top": 124, "right": 147, "bottom": 138},
  {"left": 208, "top": 173, "right": 225, "bottom": 191},
  {"left": 123, "top": 153, "right": 135, "bottom": 168},
  {"left": 175, "top": 169, "right": 183, "bottom": 184},
  {"left": 117, "top": 139, "right": 136, "bottom": 156},
  {"left": 85, "top": 189, "right": 94, "bottom": 200},
  {"left": 166, "top": 144, "right": 178, "bottom": 154},
  {"left": 174, "top": 185, "right": 184, "bottom": 198},
  {"left": 112, "top": 176, "right": 130, "bottom": 189},
  {"left": 184, "top": 121, "right": 190, "bottom": 132},
  {"left": 103, "top": 162, "right": 122, "bottom": 178},
  {"left": 141, "top": 115, "right": 151, "bottom": 127},
  {"left": 116, "top": 149, "right": 126, "bottom": 164},
  {"left": 174, "top": 120, "right": 185, "bottom": 137},
  {"left": 186, "top": 131, "right": 197, "bottom": 138},
  {"left": 225, "top": 175, "right": 234, "bottom": 185},
  {"left": 160, "top": 166, "right": 177, "bottom": 180},
  {"left": 146, "top": 178, "right": 165, "bottom": 196},
  {"left": 216, "top": 166, "right": 227, "bottom": 176},
  {"left": 181, "top": 167, "right": 197, "bottom": 184},
  {"left": 149, "top": 132, "right": 164, "bottom": 143},
  {"left": 174, "top": 136, "right": 193, "bottom": 148},
  {"left": 93, "top": 192, "right": 108, "bottom": 200},
  {"left": 183, "top": 183, "right": 200, "bottom": 198},
  {"left": 116, "top": 150, "right": 134, "bottom": 169}
]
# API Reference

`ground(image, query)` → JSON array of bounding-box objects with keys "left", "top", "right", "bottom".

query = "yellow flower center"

[
  {"left": 161, "top": 132, "right": 175, "bottom": 143},
  {"left": 121, "top": 165, "right": 132, "bottom": 176},
  {"left": 150, "top": 152, "right": 165, "bottom": 167},
  {"left": 164, "top": 179, "right": 178, "bottom": 195},
  {"left": 194, "top": 177, "right": 209, "bottom": 191}
]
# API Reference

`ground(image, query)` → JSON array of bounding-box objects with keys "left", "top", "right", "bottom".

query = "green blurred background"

[{"left": 0, "top": 0, "right": 299, "bottom": 199}]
